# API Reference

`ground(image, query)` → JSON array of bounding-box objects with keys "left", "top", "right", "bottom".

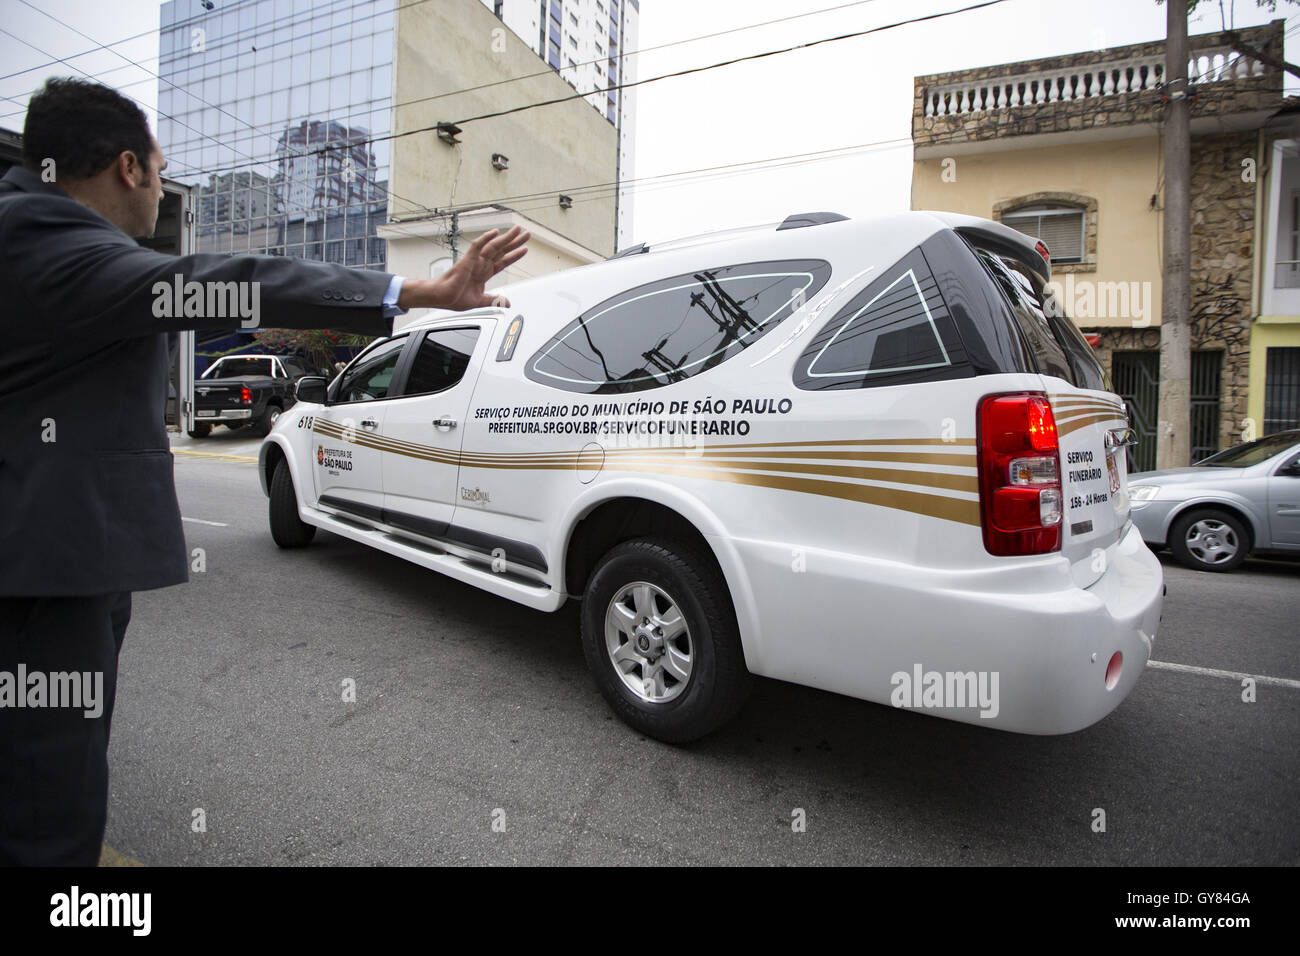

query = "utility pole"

[
  {"left": 1157, "top": 0, "right": 1191, "bottom": 469},
  {"left": 612, "top": 0, "right": 627, "bottom": 254}
]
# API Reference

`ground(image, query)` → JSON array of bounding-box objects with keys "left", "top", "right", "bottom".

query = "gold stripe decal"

[
  {"left": 311, "top": 421, "right": 980, "bottom": 524},
  {"left": 1058, "top": 412, "right": 1125, "bottom": 437}
]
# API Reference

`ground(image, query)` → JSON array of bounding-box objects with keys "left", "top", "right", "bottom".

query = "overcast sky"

[{"left": 0, "top": 0, "right": 1294, "bottom": 245}]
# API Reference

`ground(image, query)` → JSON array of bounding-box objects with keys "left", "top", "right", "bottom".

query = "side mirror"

[{"left": 295, "top": 376, "right": 329, "bottom": 404}]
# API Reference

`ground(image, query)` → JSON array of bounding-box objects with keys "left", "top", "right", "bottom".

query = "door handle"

[
  {"left": 1105, "top": 426, "right": 1139, "bottom": 450},
  {"left": 432, "top": 417, "right": 458, "bottom": 429},
  {"left": 360, "top": 419, "right": 379, "bottom": 430}
]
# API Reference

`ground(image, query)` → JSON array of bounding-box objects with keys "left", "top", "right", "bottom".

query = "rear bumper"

[
  {"left": 732, "top": 523, "right": 1163, "bottom": 735},
  {"left": 1015, "top": 522, "right": 1162, "bottom": 733},
  {"left": 194, "top": 408, "right": 254, "bottom": 423}
]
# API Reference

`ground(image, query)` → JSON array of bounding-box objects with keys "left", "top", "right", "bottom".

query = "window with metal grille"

[
  {"left": 1191, "top": 350, "right": 1223, "bottom": 463},
  {"left": 1264, "top": 346, "right": 1300, "bottom": 432},
  {"left": 1002, "top": 205, "right": 1085, "bottom": 263}
]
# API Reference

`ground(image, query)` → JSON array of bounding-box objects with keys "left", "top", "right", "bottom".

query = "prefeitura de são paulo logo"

[{"left": 317, "top": 445, "right": 324, "bottom": 465}]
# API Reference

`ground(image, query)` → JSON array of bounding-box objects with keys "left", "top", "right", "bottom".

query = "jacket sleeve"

[{"left": 0, "top": 194, "right": 396, "bottom": 347}]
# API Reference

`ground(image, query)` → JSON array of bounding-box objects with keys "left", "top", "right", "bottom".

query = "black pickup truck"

[{"left": 190, "top": 354, "right": 319, "bottom": 438}]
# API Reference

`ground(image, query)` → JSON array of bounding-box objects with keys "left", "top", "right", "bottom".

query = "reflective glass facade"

[{"left": 157, "top": 0, "right": 393, "bottom": 269}]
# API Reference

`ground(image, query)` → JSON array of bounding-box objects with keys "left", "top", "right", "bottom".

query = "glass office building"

[{"left": 157, "top": 0, "right": 393, "bottom": 269}]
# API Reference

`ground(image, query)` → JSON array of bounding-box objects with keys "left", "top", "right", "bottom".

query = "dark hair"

[{"left": 22, "top": 77, "right": 154, "bottom": 181}]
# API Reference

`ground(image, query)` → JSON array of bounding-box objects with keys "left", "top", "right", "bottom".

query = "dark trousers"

[{"left": 0, "top": 592, "right": 131, "bottom": 866}]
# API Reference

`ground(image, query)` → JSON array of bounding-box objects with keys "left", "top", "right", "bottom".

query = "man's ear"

[{"left": 114, "top": 150, "right": 145, "bottom": 187}]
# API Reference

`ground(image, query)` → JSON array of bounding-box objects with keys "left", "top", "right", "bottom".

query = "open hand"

[{"left": 400, "top": 226, "right": 531, "bottom": 312}]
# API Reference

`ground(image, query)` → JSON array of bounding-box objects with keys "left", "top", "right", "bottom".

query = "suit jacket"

[{"left": 0, "top": 166, "right": 395, "bottom": 596}]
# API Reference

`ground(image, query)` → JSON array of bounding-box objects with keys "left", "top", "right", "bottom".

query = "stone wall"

[
  {"left": 913, "top": 22, "right": 1283, "bottom": 151},
  {"left": 1090, "top": 130, "right": 1257, "bottom": 454},
  {"left": 1188, "top": 130, "right": 1257, "bottom": 448}
]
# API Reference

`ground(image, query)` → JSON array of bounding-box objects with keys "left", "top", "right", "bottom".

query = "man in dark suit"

[{"left": 0, "top": 78, "right": 529, "bottom": 865}]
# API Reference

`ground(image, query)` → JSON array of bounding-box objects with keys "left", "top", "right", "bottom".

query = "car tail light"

[
  {"left": 977, "top": 392, "right": 1062, "bottom": 556},
  {"left": 1035, "top": 239, "right": 1050, "bottom": 265},
  {"left": 240, "top": 386, "right": 252, "bottom": 404}
]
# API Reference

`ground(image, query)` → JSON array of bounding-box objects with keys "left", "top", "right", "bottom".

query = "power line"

[
  {"left": 0, "top": 0, "right": 381, "bottom": 127},
  {"left": 0, "top": 21, "right": 457, "bottom": 264},
  {"left": 1185, "top": 12, "right": 1300, "bottom": 85},
  {"left": 1, "top": 9, "right": 475, "bottom": 263},
  {"left": 187, "top": 0, "right": 1011, "bottom": 179},
  {"left": 16, "top": 0, "right": 287, "bottom": 169},
  {"left": 1, "top": 0, "right": 887, "bottom": 141},
  {"left": 0, "top": 24, "right": 249, "bottom": 182},
  {"left": 0, "top": 0, "right": 1001, "bottom": 262},
  {"left": 506, "top": 143, "right": 909, "bottom": 222},
  {"left": 0, "top": 11, "right": 451, "bottom": 242},
  {"left": 390, "top": 135, "right": 914, "bottom": 223},
  {"left": 389, "top": 0, "right": 891, "bottom": 116},
  {"left": 0, "top": 0, "right": 390, "bottom": 128},
  {"left": 0, "top": 0, "right": 339, "bottom": 85}
]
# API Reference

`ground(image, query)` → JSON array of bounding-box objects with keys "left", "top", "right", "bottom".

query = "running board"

[{"left": 301, "top": 505, "right": 562, "bottom": 612}]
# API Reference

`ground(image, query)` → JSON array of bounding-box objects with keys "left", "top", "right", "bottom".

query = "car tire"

[
  {"left": 580, "top": 538, "right": 751, "bottom": 744},
  {"left": 187, "top": 423, "right": 211, "bottom": 438},
  {"left": 252, "top": 404, "right": 282, "bottom": 438},
  {"left": 269, "top": 460, "right": 316, "bottom": 548},
  {"left": 1169, "top": 508, "right": 1249, "bottom": 572}
]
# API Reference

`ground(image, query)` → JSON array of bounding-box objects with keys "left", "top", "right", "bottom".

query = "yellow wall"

[
  {"left": 393, "top": 0, "right": 618, "bottom": 257},
  {"left": 912, "top": 136, "right": 1164, "bottom": 328},
  {"left": 1247, "top": 318, "right": 1300, "bottom": 432}
]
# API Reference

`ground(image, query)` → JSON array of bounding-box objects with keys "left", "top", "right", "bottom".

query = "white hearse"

[{"left": 259, "top": 211, "right": 1164, "bottom": 742}]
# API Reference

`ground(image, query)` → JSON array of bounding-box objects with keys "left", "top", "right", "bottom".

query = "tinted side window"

[
  {"left": 974, "top": 249, "right": 1075, "bottom": 383},
  {"left": 333, "top": 337, "right": 406, "bottom": 404},
  {"left": 1044, "top": 310, "right": 1110, "bottom": 391},
  {"left": 526, "top": 259, "right": 832, "bottom": 394},
  {"left": 403, "top": 327, "right": 481, "bottom": 396},
  {"left": 794, "top": 247, "right": 972, "bottom": 390},
  {"left": 994, "top": 253, "right": 1110, "bottom": 391}
]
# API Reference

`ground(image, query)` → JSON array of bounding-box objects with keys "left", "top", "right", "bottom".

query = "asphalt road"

[{"left": 102, "top": 449, "right": 1300, "bottom": 865}]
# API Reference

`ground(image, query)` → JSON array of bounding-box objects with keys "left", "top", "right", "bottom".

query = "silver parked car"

[{"left": 1128, "top": 430, "right": 1300, "bottom": 572}]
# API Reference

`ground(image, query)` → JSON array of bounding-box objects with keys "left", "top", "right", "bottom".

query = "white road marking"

[
  {"left": 1147, "top": 659, "right": 1300, "bottom": 689},
  {"left": 182, "top": 516, "right": 229, "bottom": 527}
]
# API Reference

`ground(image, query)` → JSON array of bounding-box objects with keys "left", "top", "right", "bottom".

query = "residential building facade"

[{"left": 910, "top": 20, "right": 1300, "bottom": 469}]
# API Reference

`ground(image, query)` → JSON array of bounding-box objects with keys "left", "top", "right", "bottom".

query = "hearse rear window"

[
  {"left": 794, "top": 247, "right": 971, "bottom": 390},
  {"left": 526, "top": 259, "right": 832, "bottom": 394}
]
